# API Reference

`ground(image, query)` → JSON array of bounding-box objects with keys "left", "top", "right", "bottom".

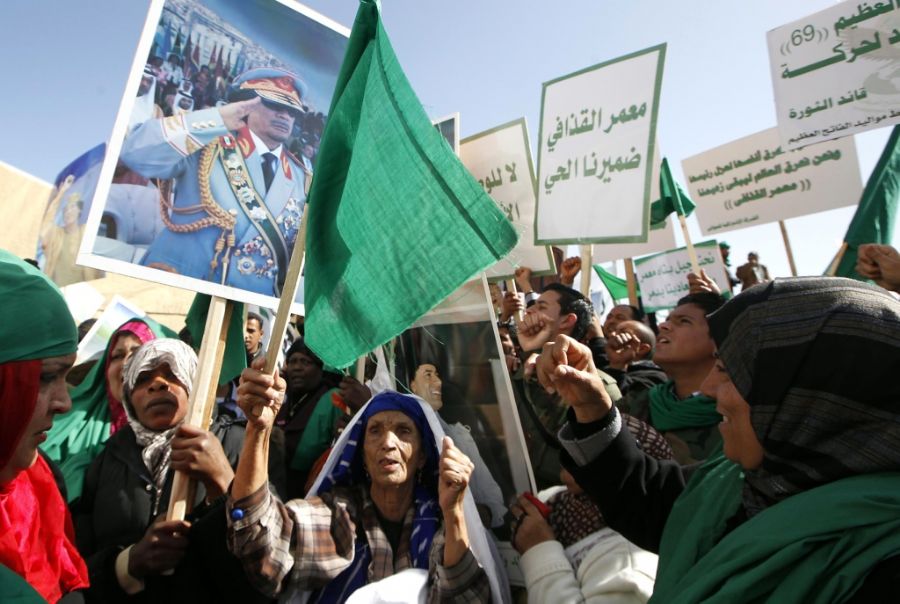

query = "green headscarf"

[
  {"left": 652, "top": 454, "right": 900, "bottom": 603},
  {"left": 0, "top": 250, "right": 76, "bottom": 363},
  {"left": 647, "top": 380, "right": 720, "bottom": 431},
  {"left": 44, "top": 317, "right": 175, "bottom": 501}
]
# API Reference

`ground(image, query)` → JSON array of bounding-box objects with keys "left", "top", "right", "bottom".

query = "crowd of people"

[{"left": 2, "top": 240, "right": 900, "bottom": 603}]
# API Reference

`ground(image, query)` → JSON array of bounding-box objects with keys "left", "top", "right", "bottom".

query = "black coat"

[{"left": 71, "top": 414, "right": 272, "bottom": 604}]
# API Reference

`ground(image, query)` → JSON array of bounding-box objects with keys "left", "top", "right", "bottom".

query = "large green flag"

[
  {"left": 833, "top": 126, "right": 900, "bottom": 279},
  {"left": 593, "top": 264, "right": 636, "bottom": 301},
  {"left": 303, "top": 0, "right": 518, "bottom": 368},
  {"left": 650, "top": 157, "right": 696, "bottom": 228}
]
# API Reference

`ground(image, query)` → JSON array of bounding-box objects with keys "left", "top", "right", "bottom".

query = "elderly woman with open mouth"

[{"left": 229, "top": 364, "right": 509, "bottom": 602}]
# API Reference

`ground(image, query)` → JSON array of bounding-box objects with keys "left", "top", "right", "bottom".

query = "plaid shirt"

[{"left": 227, "top": 483, "right": 491, "bottom": 602}]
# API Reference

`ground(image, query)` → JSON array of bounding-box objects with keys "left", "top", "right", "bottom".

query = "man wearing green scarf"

[
  {"left": 618, "top": 292, "right": 724, "bottom": 464},
  {"left": 513, "top": 283, "right": 622, "bottom": 489}
]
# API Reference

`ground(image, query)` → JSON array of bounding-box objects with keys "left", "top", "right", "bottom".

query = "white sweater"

[{"left": 519, "top": 528, "right": 657, "bottom": 604}]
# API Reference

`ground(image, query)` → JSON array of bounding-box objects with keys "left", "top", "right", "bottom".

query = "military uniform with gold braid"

[{"left": 120, "top": 68, "right": 311, "bottom": 296}]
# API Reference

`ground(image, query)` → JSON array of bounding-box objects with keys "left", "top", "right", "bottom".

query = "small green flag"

[
  {"left": 185, "top": 294, "right": 246, "bottom": 383},
  {"left": 593, "top": 264, "right": 637, "bottom": 301},
  {"left": 650, "top": 157, "right": 696, "bottom": 228},
  {"left": 303, "top": 0, "right": 518, "bottom": 368},
  {"left": 833, "top": 126, "right": 900, "bottom": 279}
]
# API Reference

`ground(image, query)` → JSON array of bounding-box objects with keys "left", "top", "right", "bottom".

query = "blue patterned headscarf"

[
  {"left": 316, "top": 391, "right": 440, "bottom": 497},
  {"left": 311, "top": 392, "right": 441, "bottom": 602}
]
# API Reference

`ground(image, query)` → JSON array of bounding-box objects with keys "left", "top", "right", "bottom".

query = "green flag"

[
  {"left": 185, "top": 294, "right": 246, "bottom": 383},
  {"left": 303, "top": 0, "right": 518, "bottom": 368},
  {"left": 650, "top": 157, "right": 696, "bottom": 228},
  {"left": 593, "top": 264, "right": 637, "bottom": 301},
  {"left": 833, "top": 126, "right": 900, "bottom": 279}
]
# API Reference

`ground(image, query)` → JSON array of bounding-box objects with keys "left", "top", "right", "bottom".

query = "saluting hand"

[{"left": 218, "top": 97, "right": 262, "bottom": 131}]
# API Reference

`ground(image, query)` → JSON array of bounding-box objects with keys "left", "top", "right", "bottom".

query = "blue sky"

[{"left": 1, "top": 0, "right": 894, "bottom": 283}]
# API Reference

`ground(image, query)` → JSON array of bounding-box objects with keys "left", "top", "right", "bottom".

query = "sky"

[{"left": 1, "top": 0, "right": 896, "bottom": 297}]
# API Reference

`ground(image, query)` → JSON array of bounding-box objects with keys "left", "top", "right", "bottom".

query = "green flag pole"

[
  {"left": 250, "top": 208, "right": 309, "bottom": 417},
  {"left": 677, "top": 214, "right": 700, "bottom": 274}
]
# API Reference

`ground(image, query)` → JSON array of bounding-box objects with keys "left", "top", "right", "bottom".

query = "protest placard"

[
  {"left": 535, "top": 44, "right": 665, "bottom": 244},
  {"left": 682, "top": 128, "right": 862, "bottom": 235},
  {"left": 78, "top": 0, "right": 348, "bottom": 312},
  {"left": 461, "top": 119, "right": 555, "bottom": 279},
  {"left": 634, "top": 240, "right": 731, "bottom": 311},
  {"left": 768, "top": 0, "right": 900, "bottom": 148}
]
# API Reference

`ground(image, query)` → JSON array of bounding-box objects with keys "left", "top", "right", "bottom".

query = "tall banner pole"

[
  {"left": 504, "top": 279, "right": 525, "bottom": 324},
  {"left": 166, "top": 296, "right": 233, "bottom": 521},
  {"left": 677, "top": 214, "right": 700, "bottom": 274},
  {"left": 779, "top": 220, "right": 798, "bottom": 277},
  {"left": 579, "top": 245, "right": 593, "bottom": 297},
  {"left": 624, "top": 258, "right": 639, "bottom": 307},
  {"left": 826, "top": 242, "right": 849, "bottom": 277}
]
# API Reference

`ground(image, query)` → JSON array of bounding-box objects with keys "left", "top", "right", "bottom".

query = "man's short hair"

[
  {"left": 676, "top": 292, "right": 726, "bottom": 316},
  {"left": 246, "top": 311, "right": 264, "bottom": 331},
  {"left": 543, "top": 283, "right": 594, "bottom": 341}
]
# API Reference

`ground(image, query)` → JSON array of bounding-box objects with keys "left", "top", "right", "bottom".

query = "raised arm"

[{"left": 537, "top": 336, "right": 688, "bottom": 552}]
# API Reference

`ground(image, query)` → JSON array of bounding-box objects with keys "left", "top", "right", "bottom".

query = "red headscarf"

[
  {"left": 105, "top": 320, "right": 156, "bottom": 434},
  {"left": 0, "top": 361, "right": 89, "bottom": 602}
]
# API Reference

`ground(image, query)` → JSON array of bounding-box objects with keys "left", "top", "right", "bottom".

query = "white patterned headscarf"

[{"left": 122, "top": 339, "right": 197, "bottom": 496}]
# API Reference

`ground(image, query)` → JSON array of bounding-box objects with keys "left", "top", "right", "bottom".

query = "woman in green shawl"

[
  {"left": 534, "top": 277, "right": 900, "bottom": 603},
  {"left": 44, "top": 318, "right": 174, "bottom": 500}
]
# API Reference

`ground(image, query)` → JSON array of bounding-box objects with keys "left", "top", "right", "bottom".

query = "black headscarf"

[{"left": 707, "top": 276, "right": 900, "bottom": 514}]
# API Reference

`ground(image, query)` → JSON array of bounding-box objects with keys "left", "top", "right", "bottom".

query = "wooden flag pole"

[
  {"left": 580, "top": 245, "right": 593, "bottom": 297},
  {"left": 779, "top": 221, "right": 798, "bottom": 277},
  {"left": 677, "top": 214, "right": 700, "bottom": 274},
  {"left": 624, "top": 258, "right": 639, "bottom": 307},
  {"left": 826, "top": 242, "right": 849, "bottom": 277},
  {"left": 504, "top": 279, "right": 525, "bottom": 324},
  {"left": 254, "top": 209, "right": 310, "bottom": 416},
  {"left": 355, "top": 355, "right": 367, "bottom": 382},
  {"left": 166, "top": 295, "right": 233, "bottom": 521}
]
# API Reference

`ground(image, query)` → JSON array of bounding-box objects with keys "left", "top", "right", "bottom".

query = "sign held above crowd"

[
  {"left": 461, "top": 118, "right": 555, "bottom": 280},
  {"left": 682, "top": 127, "right": 863, "bottom": 235},
  {"left": 77, "top": 0, "right": 349, "bottom": 314},
  {"left": 635, "top": 240, "right": 732, "bottom": 312},
  {"left": 535, "top": 44, "right": 666, "bottom": 244},
  {"left": 768, "top": 0, "right": 900, "bottom": 148}
]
